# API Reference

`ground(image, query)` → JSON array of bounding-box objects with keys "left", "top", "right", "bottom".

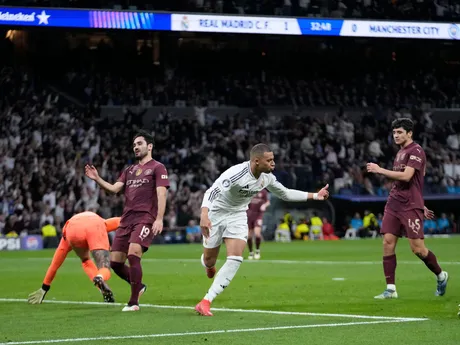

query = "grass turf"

[{"left": 0, "top": 238, "right": 459, "bottom": 344}]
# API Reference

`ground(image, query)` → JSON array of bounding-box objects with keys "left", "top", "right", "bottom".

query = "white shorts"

[{"left": 203, "top": 210, "right": 248, "bottom": 249}]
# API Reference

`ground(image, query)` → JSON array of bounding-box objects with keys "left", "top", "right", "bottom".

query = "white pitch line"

[
  {"left": 1, "top": 257, "right": 460, "bottom": 265},
  {"left": 0, "top": 298, "right": 428, "bottom": 321},
  {"left": 0, "top": 319, "right": 421, "bottom": 345}
]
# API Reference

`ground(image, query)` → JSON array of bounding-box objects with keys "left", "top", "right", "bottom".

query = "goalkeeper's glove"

[{"left": 28, "top": 284, "right": 50, "bottom": 304}]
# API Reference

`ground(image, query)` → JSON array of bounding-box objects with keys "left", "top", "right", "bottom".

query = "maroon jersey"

[
  {"left": 386, "top": 142, "right": 425, "bottom": 212},
  {"left": 117, "top": 159, "right": 169, "bottom": 227},
  {"left": 247, "top": 189, "right": 269, "bottom": 214}
]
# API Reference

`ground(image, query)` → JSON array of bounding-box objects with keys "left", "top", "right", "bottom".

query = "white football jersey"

[{"left": 201, "top": 161, "right": 308, "bottom": 212}]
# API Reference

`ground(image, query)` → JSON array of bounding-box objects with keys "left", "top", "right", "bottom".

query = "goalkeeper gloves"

[{"left": 28, "top": 284, "right": 50, "bottom": 304}]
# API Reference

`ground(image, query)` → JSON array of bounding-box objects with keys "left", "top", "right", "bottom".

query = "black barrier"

[{"left": 331, "top": 194, "right": 460, "bottom": 235}]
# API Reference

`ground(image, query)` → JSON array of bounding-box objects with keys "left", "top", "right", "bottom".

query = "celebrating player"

[
  {"left": 85, "top": 130, "right": 169, "bottom": 312},
  {"left": 196, "top": 143, "right": 329, "bottom": 316},
  {"left": 28, "top": 212, "right": 120, "bottom": 304},
  {"left": 367, "top": 118, "right": 448, "bottom": 299},
  {"left": 246, "top": 189, "right": 270, "bottom": 260}
]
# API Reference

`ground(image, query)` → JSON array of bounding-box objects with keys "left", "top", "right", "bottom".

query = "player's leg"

[
  {"left": 408, "top": 238, "right": 448, "bottom": 295},
  {"left": 122, "top": 224, "right": 152, "bottom": 311},
  {"left": 253, "top": 219, "right": 263, "bottom": 260},
  {"left": 91, "top": 249, "right": 115, "bottom": 303},
  {"left": 406, "top": 212, "right": 448, "bottom": 296},
  {"left": 247, "top": 227, "right": 254, "bottom": 260},
  {"left": 72, "top": 245, "right": 98, "bottom": 281},
  {"left": 196, "top": 237, "right": 245, "bottom": 316},
  {"left": 196, "top": 215, "right": 246, "bottom": 316},
  {"left": 201, "top": 246, "right": 220, "bottom": 279},
  {"left": 200, "top": 215, "right": 224, "bottom": 279},
  {"left": 110, "top": 226, "right": 131, "bottom": 284},
  {"left": 375, "top": 209, "right": 400, "bottom": 299},
  {"left": 87, "top": 225, "right": 115, "bottom": 303},
  {"left": 86, "top": 224, "right": 112, "bottom": 281}
]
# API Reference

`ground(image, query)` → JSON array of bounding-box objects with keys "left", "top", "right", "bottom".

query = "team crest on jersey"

[
  {"left": 135, "top": 168, "right": 143, "bottom": 176},
  {"left": 222, "top": 179, "right": 231, "bottom": 189},
  {"left": 400, "top": 153, "right": 406, "bottom": 160},
  {"left": 144, "top": 169, "right": 153, "bottom": 175}
]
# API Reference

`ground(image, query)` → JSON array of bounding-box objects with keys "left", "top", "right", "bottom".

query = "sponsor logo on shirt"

[
  {"left": 409, "top": 155, "right": 422, "bottom": 163},
  {"left": 126, "top": 178, "right": 149, "bottom": 188}
]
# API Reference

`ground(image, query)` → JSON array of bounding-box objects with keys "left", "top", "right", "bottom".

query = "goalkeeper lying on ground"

[{"left": 28, "top": 212, "right": 120, "bottom": 304}]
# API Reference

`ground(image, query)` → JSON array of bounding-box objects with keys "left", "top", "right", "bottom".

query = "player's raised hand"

[
  {"left": 200, "top": 215, "right": 212, "bottom": 239},
  {"left": 424, "top": 206, "right": 435, "bottom": 220},
  {"left": 317, "top": 184, "right": 329, "bottom": 200},
  {"left": 152, "top": 219, "right": 163, "bottom": 236},
  {"left": 366, "top": 162, "right": 381, "bottom": 174},
  {"left": 85, "top": 165, "right": 99, "bottom": 180}
]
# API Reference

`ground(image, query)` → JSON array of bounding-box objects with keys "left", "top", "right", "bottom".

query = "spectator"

[
  {"left": 309, "top": 212, "right": 323, "bottom": 240},
  {"left": 41, "top": 221, "right": 59, "bottom": 249},
  {"left": 361, "top": 210, "right": 379, "bottom": 238},
  {"left": 186, "top": 219, "right": 201, "bottom": 243},
  {"left": 437, "top": 213, "right": 450, "bottom": 233},
  {"left": 424, "top": 218, "right": 437, "bottom": 235},
  {"left": 322, "top": 218, "right": 339, "bottom": 240},
  {"left": 275, "top": 218, "right": 292, "bottom": 243},
  {"left": 345, "top": 213, "right": 363, "bottom": 239}
]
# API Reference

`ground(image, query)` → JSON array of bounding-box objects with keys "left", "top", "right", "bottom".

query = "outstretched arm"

[
  {"left": 28, "top": 238, "right": 72, "bottom": 304},
  {"left": 43, "top": 238, "right": 72, "bottom": 287},
  {"left": 85, "top": 165, "right": 124, "bottom": 194},
  {"left": 266, "top": 176, "right": 329, "bottom": 201}
]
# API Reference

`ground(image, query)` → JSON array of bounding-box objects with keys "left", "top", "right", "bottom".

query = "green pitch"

[{"left": 1, "top": 238, "right": 459, "bottom": 345}]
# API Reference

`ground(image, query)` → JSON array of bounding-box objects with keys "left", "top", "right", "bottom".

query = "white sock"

[
  {"left": 204, "top": 256, "right": 243, "bottom": 302},
  {"left": 437, "top": 271, "right": 446, "bottom": 281},
  {"left": 386, "top": 284, "right": 396, "bottom": 291}
]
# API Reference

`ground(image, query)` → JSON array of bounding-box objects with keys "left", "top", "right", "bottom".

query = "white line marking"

[
  {"left": 332, "top": 278, "right": 346, "bottom": 281},
  {"left": 0, "top": 298, "right": 428, "bottom": 321},
  {"left": 2, "top": 257, "right": 460, "bottom": 265},
  {"left": 0, "top": 319, "right": 423, "bottom": 345}
]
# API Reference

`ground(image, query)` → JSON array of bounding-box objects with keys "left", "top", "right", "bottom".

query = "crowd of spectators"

[
  {"left": 2, "top": 60, "right": 460, "bottom": 238},
  {"left": 2, "top": 23, "right": 460, "bottom": 239},
  {"left": 61, "top": 39, "right": 460, "bottom": 110}
]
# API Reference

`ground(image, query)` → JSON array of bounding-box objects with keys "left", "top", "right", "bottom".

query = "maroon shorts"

[
  {"left": 247, "top": 213, "right": 263, "bottom": 229},
  {"left": 111, "top": 223, "right": 153, "bottom": 253},
  {"left": 381, "top": 207, "right": 424, "bottom": 239}
]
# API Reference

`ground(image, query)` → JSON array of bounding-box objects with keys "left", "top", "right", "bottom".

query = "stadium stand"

[{"left": 1, "top": 15, "right": 460, "bottom": 239}]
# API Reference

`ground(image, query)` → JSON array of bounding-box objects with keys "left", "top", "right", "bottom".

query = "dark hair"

[
  {"left": 133, "top": 130, "right": 154, "bottom": 148},
  {"left": 391, "top": 118, "right": 414, "bottom": 133},
  {"left": 250, "top": 143, "right": 272, "bottom": 159}
]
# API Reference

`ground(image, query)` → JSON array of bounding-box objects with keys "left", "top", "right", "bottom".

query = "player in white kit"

[{"left": 195, "top": 144, "right": 329, "bottom": 316}]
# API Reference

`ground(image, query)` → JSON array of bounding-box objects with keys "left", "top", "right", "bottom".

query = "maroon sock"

[
  {"left": 127, "top": 255, "right": 143, "bottom": 306},
  {"left": 110, "top": 261, "right": 131, "bottom": 284},
  {"left": 420, "top": 251, "right": 442, "bottom": 276},
  {"left": 255, "top": 236, "right": 261, "bottom": 250},
  {"left": 247, "top": 238, "right": 253, "bottom": 252},
  {"left": 383, "top": 254, "right": 397, "bottom": 285}
]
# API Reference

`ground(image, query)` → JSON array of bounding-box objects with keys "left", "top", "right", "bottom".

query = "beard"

[{"left": 135, "top": 150, "right": 148, "bottom": 160}]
